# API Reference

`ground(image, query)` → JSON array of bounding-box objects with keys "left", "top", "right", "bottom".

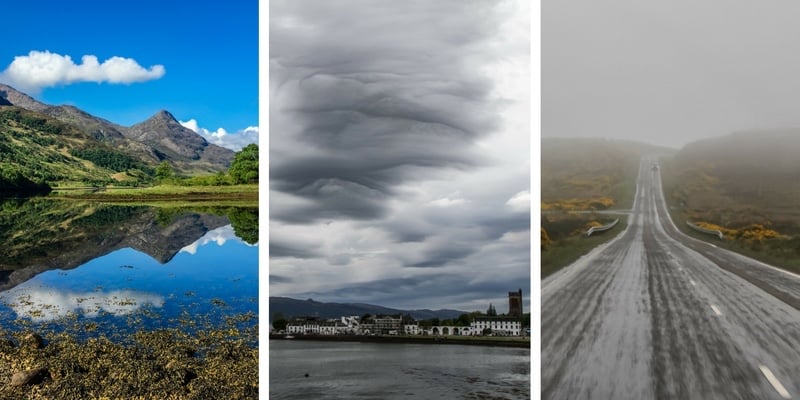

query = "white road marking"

[
  {"left": 690, "top": 279, "right": 696, "bottom": 286},
  {"left": 710, "top": 305, "right": 722, "bottom": 316},
  {"left": 759, "top": 365, "right": 791, "bottom": 399},
  {"left": 707, "top": 243, "right": 717, "bottom": 248}
]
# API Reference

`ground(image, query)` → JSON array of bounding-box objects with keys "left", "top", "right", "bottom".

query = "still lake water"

[
  {"left": 270, "top": 340, "right": 531, "bottom": 400},
  {"left": 0, "top": 198, "right": 258, "bottom": 337}
]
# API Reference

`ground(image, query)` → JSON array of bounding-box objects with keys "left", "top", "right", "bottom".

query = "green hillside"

[
  {"left": 661, "top": 130, "right": 800, "bottom": 270},
  {"left": 542, "top": 138, "right": 672, "bottom": 210},
  {"left": 0, "top": 106, "right": 154, "bottom": 189},
  {"left": 541, "top": 138, "right": 675, "bottom": 277}
]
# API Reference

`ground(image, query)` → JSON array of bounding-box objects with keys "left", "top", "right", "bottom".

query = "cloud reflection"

[{"left": 0, "top": 288, "right": 164, "bottom": 322}]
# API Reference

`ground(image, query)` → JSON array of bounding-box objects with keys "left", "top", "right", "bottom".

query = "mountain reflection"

[
  {"left": 0, "top": 198, "right": 258, "bottom": 292},
  {"left": 180, "top": 225, "right": 255, "bottom": 255}
]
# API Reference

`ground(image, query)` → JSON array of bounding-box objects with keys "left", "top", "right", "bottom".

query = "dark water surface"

[
  {"left": 0, "top": 198, "right": 258, "bottom": 337},
  {"left": 270, "top": 340, "right": 530, "bottom": 399}
]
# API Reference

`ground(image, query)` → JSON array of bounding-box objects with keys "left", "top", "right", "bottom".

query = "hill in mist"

[
  {"left": 664, "top": 130, "right": 800, "bottom": 230},
  {"left": 661, "top": 130, "right": 800, "bottom": 270},
  {"left": 542, "top": 138, "right": 674, "bottom": 209}
]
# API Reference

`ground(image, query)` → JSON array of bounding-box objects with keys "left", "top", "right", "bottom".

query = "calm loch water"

[
  {"left": 270, "top": 340, "right": 530, "bottom": 400},
  {"left": 0, "top": 198, "right": 258, "bottom": 337}
]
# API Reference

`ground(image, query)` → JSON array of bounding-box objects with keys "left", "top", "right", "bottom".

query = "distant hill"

[
  {"left": 269, "top": 296, "right": 467, "bottom": 322},
  {"left": 0, "top": 83, "right": 234, "bottom": 188},
  {"left": 542, "top": 138, "right": 675, "bottom": 209},
  {"left": 664, "top": 130, "right": 800, "bottom": 231}
]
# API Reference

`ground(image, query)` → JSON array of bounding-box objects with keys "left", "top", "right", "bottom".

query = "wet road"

[{"left": 542, "top": 158, "right": 800, "bottom": 400}]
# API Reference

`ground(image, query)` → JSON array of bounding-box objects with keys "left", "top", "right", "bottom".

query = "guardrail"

[
  {"left": 686, "top": 221, "right": 724, "bottom": 240},
  {"left": 586, "top": 219, "right": 619, "bottom": 237}
]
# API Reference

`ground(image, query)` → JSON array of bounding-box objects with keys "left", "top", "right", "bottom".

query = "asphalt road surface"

[{"left": 542, "top": 158, "right": 800, "bottom": 400}]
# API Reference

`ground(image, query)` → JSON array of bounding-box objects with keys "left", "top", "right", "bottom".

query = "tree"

[
  {"left": 272, "top": 312, "right": 288, "bottom": 332},
  {"left": 229, "top": 144, "right": 258, "bottom": 184},
  {"left": 155, "top": 161, "right": 173, "bottom": 181},
  {"left": 228, "top": 207, "right": 258, "bottom": 244},
  {"left": 418, "top": 319, "right": 433, "bottom": 330},
  {"left": 456, "top": 313, "right": 472, "bottom": 327},
  {"left": 487, "top": 303, "right": 497, "bottom": 316}
]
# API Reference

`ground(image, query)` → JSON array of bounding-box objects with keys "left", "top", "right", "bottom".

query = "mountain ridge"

[
  {"left": 269, "top": 296, "right": 468, "bottom": 321},
  {"left": 0, "top": 84, "right": 235, "bottom": 186}
]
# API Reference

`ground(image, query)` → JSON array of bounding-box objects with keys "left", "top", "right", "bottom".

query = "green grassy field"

[
  {"left": 270, "top": 333, "right": 530, "bottom": 348},
  {"left": 540, "top": 138, "right": 656, "bottom": 278},
  {"left": 542, "top": 215, "right": 628, "bottom": 278},
  {"left": 664, "top": 192, "right": 800, "bottom": 275},
  {"left": 51, "top": 184, "right": 258, "bottom": 202}
]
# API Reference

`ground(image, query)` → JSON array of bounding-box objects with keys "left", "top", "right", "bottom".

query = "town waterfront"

[{"left": 270, "top": 340, "right": 530, "bottom": 399}]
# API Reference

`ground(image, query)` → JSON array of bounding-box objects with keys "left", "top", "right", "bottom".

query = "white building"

[
  {"left": 287, "top": 318, "right": 350, "bottom": 335},
  {"left": 404, "top": 323, "right": 421, "bottom": 335},
  {"left": 286, "top": 318, "right": 321, "bottom": 335},
  {"left": 471, "top": 316, "right": 522, "bottom": 336}
]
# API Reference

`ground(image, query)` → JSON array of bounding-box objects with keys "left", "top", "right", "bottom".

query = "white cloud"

[
  {"left": 506, "top": 190, "right": 530, "bottom": 212},
  {"left": 427, "top": 195, "right": 470, "bottom": 207},
  {"left": 0, "top": 288, "right": 164, "bottom": 322},
  {"left": 180, "top": 119, "right": 259, "bottom": 151},
  {"left": 0, "top": 50, "right": 165, "bottom": 93}
]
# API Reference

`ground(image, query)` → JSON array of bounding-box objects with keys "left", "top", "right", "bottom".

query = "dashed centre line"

[
  {"left": 759, "top": 365, "right": 791, "bottom": 399},
  {"left": 710, "top": 305, "right": 722, "bottom": 316},
  {"left": 690, "top": 279, "right": 696, "bottom": 286}
]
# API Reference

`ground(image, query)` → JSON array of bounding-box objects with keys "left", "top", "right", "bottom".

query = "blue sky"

[{"left": 0, "top": 0, "right": 258, "bottom": 149}]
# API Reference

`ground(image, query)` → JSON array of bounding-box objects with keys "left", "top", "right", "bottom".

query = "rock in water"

[
  {"left": 11, "top": 368, "right": 49, "bottom": 386},
  {"left": 22, "top": 333, "right": 44, "bottom": 349}
]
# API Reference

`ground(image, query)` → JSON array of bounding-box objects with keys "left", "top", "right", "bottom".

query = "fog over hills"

[{"left": 665, "top": 130, "right": 800, "bottom": 227}]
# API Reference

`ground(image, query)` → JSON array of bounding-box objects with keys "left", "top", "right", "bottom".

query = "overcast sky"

[
  {"left": 269, "top": 0, "right": 530, "bottom": 313},
  {"left": 543, "top": 0, "right": 800, "bottom": 149}
]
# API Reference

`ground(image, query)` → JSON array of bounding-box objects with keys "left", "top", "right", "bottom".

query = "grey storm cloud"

[
  {"left": 269, "top": 275, "right": 294, "bottom": 284},
  {"left": 301, "top": 274, "right": 530, "bottom": 313},
  {"left": 269, "top": 241, "right": 321, "bottom": 259},
  {"left": 270, "top": 0, "right": 505, "bottom": 223},
  {"left": 269, "top": 0, "right": 530, "bottom": 311}
]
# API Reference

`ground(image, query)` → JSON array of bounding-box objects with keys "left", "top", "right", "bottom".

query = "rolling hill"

[
  {"left": 542, "top": 138, "right": 674, "bottom": 209},
  {"left": 0, "top": 84, "right": 234, "bottom": 189},
  {"left": 663, "top": 130, "right": 800, "bottom": 234},
  {"left": 661, "top": 130, "right": 800, "bottom": 270}
]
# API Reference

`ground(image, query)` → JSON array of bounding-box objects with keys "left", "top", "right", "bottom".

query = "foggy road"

[{"left": 542, "top": 158, "right": 800, "bottom": 400}]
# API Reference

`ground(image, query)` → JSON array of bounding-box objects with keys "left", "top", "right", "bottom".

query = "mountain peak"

[{"left": 150, "top": 109, "right": 178, "bottom": 123}]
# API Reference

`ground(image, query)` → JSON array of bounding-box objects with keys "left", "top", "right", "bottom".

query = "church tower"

[{"left": 508, "top": 288, "right": 522, "bottom": 318}]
